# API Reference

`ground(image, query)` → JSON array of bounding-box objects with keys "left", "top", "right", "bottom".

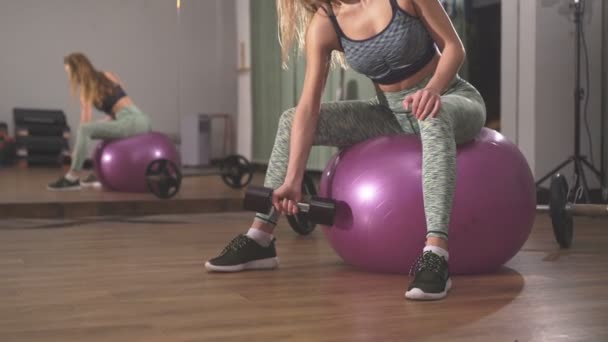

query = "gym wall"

[
  {"left": 0, "top": 0, "right": 237, "bottom": 158},
  {"left": 502, "top": 0, "right": 604, "bottom": 188}
]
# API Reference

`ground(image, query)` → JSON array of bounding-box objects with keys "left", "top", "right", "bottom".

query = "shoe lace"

[
  {"left": 220, "top": 235, "right": 250, "bottom": 256},
  {"left": 409, "top": 251, "right": 445, "bottom": 276}
]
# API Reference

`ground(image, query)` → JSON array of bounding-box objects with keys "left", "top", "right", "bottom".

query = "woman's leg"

[
  {"left": 48, "top": 119, "right": 135, "bottom": 191},
  {"left": 206, "top": 98, "right": 404, "bottom": 272},
  {"left": 71, "top": 107, "right": 150, "bottom": 172},
  {"left": 406, "top": 77, "right": 486, "bottom": 300},
  {"left": 48, "top": 107, "right": 150, "bottom": 190},
  {"left": 70, "top": 121, "right": 128, "bottom": 172},
  {"left": 418, "top": 79, "right": 486, "bottom": 242},
  {"left": 255, "top": 99, "right": 404, "bottom": 227}
]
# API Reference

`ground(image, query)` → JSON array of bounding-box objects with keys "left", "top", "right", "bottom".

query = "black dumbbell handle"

[
  {"left": 244, "top": 186, "right": 335, "bottom": 222},
  {"left": 272, "top": 198, "right": 336, "bottom": 214},
  {"left": 538, "top": 203, "right": 608, "bottom": 217},
  {"left": 296, "top": 203, "right": 311, "bottom": 212},
  {"left": 246, "top": 186, "right": 315, "bottom": 211},
  {"left": 567, "top": 203, "right": 608, "bottom": 216}
]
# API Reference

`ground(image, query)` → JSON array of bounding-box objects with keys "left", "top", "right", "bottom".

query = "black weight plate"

[
  {"left": 287, "top": 173, "right": 318, "bottom": 235},
  {"left": 308, "top": 197, "right": 336, "bottom": 226},
  {"left": 145, "top": 159, "right": 182, "bottom": 199},
  {"left": 220, "top": 154, "right": 253, "bottom": 189},
  {"left": 243, "top": 186, "right": 274, "bottom": 214},
  {"left": 549, "top": 173, "right": 573, "bottom": 248}
]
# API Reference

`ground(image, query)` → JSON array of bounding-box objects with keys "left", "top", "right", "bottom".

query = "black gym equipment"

[
  {"left": 13, "top": 108, "right": 70, "bottom": 167},
  {"left": 548, "top": 174, "right": 574, "bottom": 248},
  {"left": 189, "top": 154, "right": 254, "bottom": 189},
  {"left": 286, "top": 173, "right": 319, "bottom": 235},
  {"left": 15, "top": 136, "right": 69, "bottom": 166},
  {"left": 219, "top": 154, "right": 254, "bottom": 189},
  {"left": 182, "top": 154, "right": 254, "bottom": 189},
  {"left": 538, "top": 173, "right": 608, "bottom": 248},
  {"left": 0, "top": 130, "right": 16, "bottom": 166},
  {"left": 243, "top": 184, "right": 336, "bottom": 227},
  {"left": 13, "top": 108, "right": 68, "bottom": 126},
  {"left": 145, "top": 159, "right": 182, "bottom": 199},
  {"left": 145, "top": 154, "right": 253, "bottom": 199}
]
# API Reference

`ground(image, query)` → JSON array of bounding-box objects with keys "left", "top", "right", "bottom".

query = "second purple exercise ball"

[
  {"left": 94, "top": 132, "right": 180, "bottom": 193},
  {"left": 318, "top": 128, "right": 536, "bottom": 275}
]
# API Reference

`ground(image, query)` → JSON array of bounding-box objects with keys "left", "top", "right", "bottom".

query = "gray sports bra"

[{"left": 324, "top": 0, "right": 436, "bottom": 85}]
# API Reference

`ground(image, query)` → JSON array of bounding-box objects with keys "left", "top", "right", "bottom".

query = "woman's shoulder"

[
  {"left": 102, "top": 71, "right": 124, "bottom": 87},
  {"left": 309, "top": 7, "right": 340, "bottom": 47}
]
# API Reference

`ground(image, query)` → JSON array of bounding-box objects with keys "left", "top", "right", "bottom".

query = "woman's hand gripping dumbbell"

[{"left": 243, "top": 186, "right": 336, "bottom": 226}]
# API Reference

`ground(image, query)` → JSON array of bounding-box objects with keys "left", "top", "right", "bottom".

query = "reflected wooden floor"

[
  {"left": 0, "top": 167, "right": 264, "bottom": 218},
  {"left": 0, "top": 167, "right": 255, "bottom": 203},
  {"left": 0, "top": 211, "right": 607, "bottom": 341}
]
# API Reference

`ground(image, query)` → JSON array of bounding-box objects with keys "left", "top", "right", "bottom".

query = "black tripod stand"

[{"left": 536, "top": 0, "right": 605, "bottom": 203}]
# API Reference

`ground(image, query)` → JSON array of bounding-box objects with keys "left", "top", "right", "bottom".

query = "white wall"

[
  {"left": 500, "top": 0, "right": 521, "bottom": 145},
  {"left": 502, "top": 0, "right": 604, "bottom": 188},
  {"left": 0, "top": 0, "right": 236, "bottom": 158},
  {"left": 236, "top": 0, "right": 253, "bottom": 160}
]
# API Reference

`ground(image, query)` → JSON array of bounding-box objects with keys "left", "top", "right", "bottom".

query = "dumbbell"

[{"left": 243, "top": 186, "right": 336, "bottom": 226}]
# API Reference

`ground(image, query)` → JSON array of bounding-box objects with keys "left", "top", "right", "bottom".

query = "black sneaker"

[
  {"left": 405, "top": 251, "right": 451, "bottom": 300},
  {"left": 204, "top": 234, "right": 279, "bottom": 272},
  {"left": 47, "top": 176, "right": 81, "bottom": 191},
  {"left": 80, "top": 174, "right": 101, "bottom": 188}
]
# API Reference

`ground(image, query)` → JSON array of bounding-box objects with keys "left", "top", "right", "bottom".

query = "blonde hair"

[
  {"left": 63, "top": 52, "right": 115, "bottom": 106},
  {"left": 276, "top": 0, "right": 346, "bottom": 68}
]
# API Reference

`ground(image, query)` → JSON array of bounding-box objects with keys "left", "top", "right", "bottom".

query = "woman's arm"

[
  {"left": 79, "top": 94, "right": 93, "bottom": 123},
  {"left": 104, "top": 71, "right": 125, "bottom": 88},
  {"left": 404, "top": 0, "right": 466, "bottom": 119},
  {"left": 413, "top": 0, "right": 465, "bottom": 93},
  {"left": 283, "top": 11, "right": 336, "bottom": 185},
  {"left": 272, "top": 9, "right": 339, "bottom": 214}
]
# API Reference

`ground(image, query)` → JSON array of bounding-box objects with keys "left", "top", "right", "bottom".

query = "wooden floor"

[
  {"left": 0, "top": 211, "right": 607, "bottom": 341},
  {"left": 0, "top": 167, "right": 607, "bottom": 341}
]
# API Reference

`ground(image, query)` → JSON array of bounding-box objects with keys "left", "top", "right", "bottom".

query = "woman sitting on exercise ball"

[
  {"left": 205, "top": 0, "right": 486, "bottom": 301},
  {"left": 48, "top": 52, "right": 151, "bottom": 191}
]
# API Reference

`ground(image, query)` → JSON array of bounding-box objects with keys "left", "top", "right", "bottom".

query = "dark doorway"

[{"left": 466, "top": 0, "right": 501, "bottom": 131}]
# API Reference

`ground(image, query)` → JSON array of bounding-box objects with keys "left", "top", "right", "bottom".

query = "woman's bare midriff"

[{"left": 375, "top": 54, "right": 440, "bottom": 93}]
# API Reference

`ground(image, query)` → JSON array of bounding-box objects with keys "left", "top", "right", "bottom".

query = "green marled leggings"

[
  {"left": 256, "top": 75, "right": 486, "bottom": 240},
  {"left": 70, "top": 105, "right": 151, "bottom": 171}
]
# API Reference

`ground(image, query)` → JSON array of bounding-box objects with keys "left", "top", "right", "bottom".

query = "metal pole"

[
  {"left": 601, "top": 0, "right": 607, "bottom": 192},
  {"left": 574, "top": 0, "right": 582, "bottom": 167}
]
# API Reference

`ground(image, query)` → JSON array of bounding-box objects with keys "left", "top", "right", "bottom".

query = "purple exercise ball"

[
  {"left": 318, "top": 128, "right": 536, "bottom": 275},
  {"left": 93, "top": 132, "right": 180, "bottom": 193}
]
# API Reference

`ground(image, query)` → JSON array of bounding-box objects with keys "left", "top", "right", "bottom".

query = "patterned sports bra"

[{"left": 323, "top": 0, "right": 436, "bottom": 85}]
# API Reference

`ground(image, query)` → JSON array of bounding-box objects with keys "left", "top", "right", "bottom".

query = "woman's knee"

[
  {"left": 78, "top": 123, "right": 94, "bottom": 137},
  {"left": 418, "top": 112, "right": 455, "bottom": 138}
]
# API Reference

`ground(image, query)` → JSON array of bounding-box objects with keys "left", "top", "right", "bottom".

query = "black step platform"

[{"left": 13, "top": 108, "right": 71, "bottom": 167}]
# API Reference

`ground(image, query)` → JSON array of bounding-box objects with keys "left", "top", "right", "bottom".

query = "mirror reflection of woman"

[{"left": 47, "top": 53, "right": 151, "bottom": 191}]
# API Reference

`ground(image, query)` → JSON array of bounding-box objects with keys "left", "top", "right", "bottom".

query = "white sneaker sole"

[
  {"left": 46, "top": 185, "right": 82, "bottom": 191},
  {"left": 204, "top": 257, "right": 279, "bottom": 272},
  {"left": 81, "top": 182, "right": 102, "bottom": 189},
  {"left": 405, "top": 278, "right": 452, "bottom": 301}
]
